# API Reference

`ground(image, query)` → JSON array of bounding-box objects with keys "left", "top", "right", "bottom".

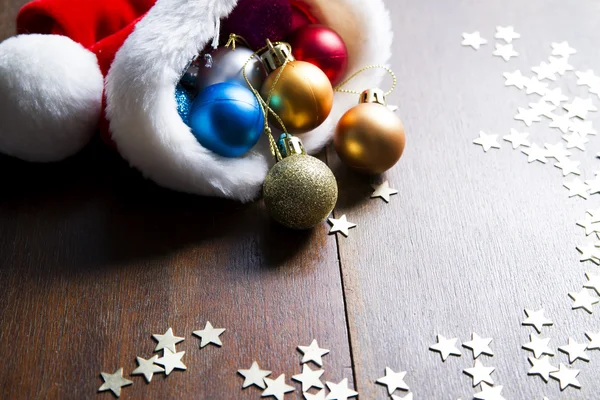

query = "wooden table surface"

[{"left": 2, "top": 0, "right": 600, "bottom": 399}]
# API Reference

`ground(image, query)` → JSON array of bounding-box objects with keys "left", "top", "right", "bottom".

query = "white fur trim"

[
  {"left": 0, "top": 34, "right": 103, "bottom": 162},
  {"left": 107, "top": 0, "right": 392, "bottom": 202}
]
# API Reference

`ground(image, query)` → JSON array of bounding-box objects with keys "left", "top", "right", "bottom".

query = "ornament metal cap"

[
  {"left": 359, "top": 88, "right": 387, "bottom": 106},
  {"left": 260, "top": 40, "right": 295, "bottom": 73},
  {"left": 277, "top": 133, "right": 306, "bottom": 159}
]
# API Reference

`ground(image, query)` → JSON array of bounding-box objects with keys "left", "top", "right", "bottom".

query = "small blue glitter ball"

[
  {"left": 189, "top": 82, "right": 264, "bottom": 158},
  {"left": 175, "top": 84, "right": 193, "bottom": 125}
]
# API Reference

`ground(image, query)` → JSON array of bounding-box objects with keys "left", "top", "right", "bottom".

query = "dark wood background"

[{"left": 2, "top": 0, "right": 600, "bottom": 399}]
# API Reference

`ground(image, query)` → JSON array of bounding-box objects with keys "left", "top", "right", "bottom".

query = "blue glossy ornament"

[
  {"left": 175, "top": 84, "right": 193, "bottom": 125},
  {"left": 189, "top": 82, "right": 264, "bottom": 158}
]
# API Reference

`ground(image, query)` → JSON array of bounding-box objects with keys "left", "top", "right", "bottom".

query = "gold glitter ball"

[{"left": 264, "top": 154, "right": 338, "bottom": 229}]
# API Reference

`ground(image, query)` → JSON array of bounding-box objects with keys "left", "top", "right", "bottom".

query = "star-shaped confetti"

[
  {"left": 528, "top": 356, "right": 558, "bottom": 382},
  {"left": 542, "top": 88, "right": 569, "bottom": 105},
  {"left": 558, "top": 338, "right": 590, "bottom": 363},
  {"left": 473, "top": 131, "right": 501, "bottom": 152},
  {"left": 503, "top": 129, "right": 530, "bottom": 149},
  {"left": 429, "top": 335, "right": 461, "bottom": 361},
  {"left": 554, "top": 158, "right": 581, "bottom": 177},
  {"left": 522, "top": 309, "right": 553, "bottom": 333},
  {"left": 551, "top": 41, "right": 577, "bottom": 58},
  {"left": 391, "top": 393, "right": 413, "bottom": 400},
  {"left": 576, "top": 69, "right": 600, "bottom": 87},
  {"left": 298, "top": 340, "right": 329, "bottom": 366},
  {"left": 529, "top": 99, "right": 557, "bottom": 118},
  {"left": 376, "top": 367, "right": 409, "bottom": 394},
  {"left": 503, "top": 70, "right": 527, "bottom": 90},
  {"left": 155, "top": 348, "right": 186, "bottom": 375},
  {"left": 548, "top": 113, "right": 572, "bottom": 133},
  {"left": 131, "top": 356, "right": 164, "bottom": 383},
  {"left": 576, "top": 215, "right": 600, "bottom": 235},
  {"left": 462, "top": 31, "right": 487, "bottom": 50},
  {"left": 193, "top": 321, "right": 226, "bottom": 348},
  {"left": 463, "top": 359, "right": 495, "bottom": 386},
  {"left": 576, "top": 243, "right": 600, "bottom": 264},
  {"left": 584, "top": 272, "right": 600, "bottom": 295},
  {"left": 473, "top": 383, "right": 505, "bottom": 400},
  {"left": 532, "top": 61, "right": 557, "bottom": 81},
  {"left": 564, "top": 97, "right": 598, "bottom": 119},
  {"left": 371, "top": 181, "right": 398, "bottom": 203},
  {"left": 238, "top": 361, "right": 271, "bottom": 389},
  {"left": 98, "top": 368, "right": 133, "bottom": 398},
  {"left": 570, "top": 120, "right": 597, "bottom": 136},
  {"left": 544, "top": 143, "right": 571, "bottom": 160},
  {"left": 564, "top": 178, "right": 590, "bottom": 199},
  {"left": 522, "top": 333, "right": 555, "bottom": 358},
  {"left": 292, "top": 364, "right": 324, "bottom": 392},
  {"left": 550, "top": 363, "right": 581, "bottom": 390},
  {"left": 515, "top": 107, "right": 541, "bottom": 126},
  {"left": 493, "top": 43, "right": 518, "bottom": 61},
  {"left": 495, "top": 26, "right": 520, "bottom": 43},
  {"left": 262, "top": 374, "right": 294, "bottom": 400},
  {"left": 562, "top": 133, "right": 589, "bottom": 151},
  {"left": 524, "top": 77, "right": 549, "bottom": 96},
  {"left": 569, "top": 289, "right": 599, "bottom": 313},
  {"left": 548, "top": 56, "right": 574, "bottom": 75},
  {"left": 462, "top": 332, "right": 494, "bottom": 358},
  {"left": 152, "top": 328, "right": 184, "bottom": 353},
  {"left": 586, "top": 173, "right": 600, "bottom": 195},
  {"left": 304, "top": 390, "right": 326, "bottom": 400},
  {"left": 585, "top": 331, "right": 600, "bottom": 350},
  {"left": 521, "top": 144, "right": 548, "bottom": 164},
  {"left": 325, "top": 379, "right": 358, "bottom": 400},
  {"left": 328, "top": 215, "right": 357, "bottom": 237}
]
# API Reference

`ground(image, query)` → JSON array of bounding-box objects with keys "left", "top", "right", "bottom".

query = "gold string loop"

[
  {"left": 225, "top": 33, "right": 251, "bottom": 51},
  {"left": 334, "top": 65, "right": 397, "bottom": 97}
]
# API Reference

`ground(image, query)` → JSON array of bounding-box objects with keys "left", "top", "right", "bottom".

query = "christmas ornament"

[
  {"left": 259, "top": 40, "right": 334, "bottom": 134},
  {"left": 175, "top": 84, "right": 194, "bottom": 125},
  {"left": 194, "top": 44, "right": 267, "bottom": 93},
  {"left": 291, "top": 0, "right": 319, "bottom": 31},
  {"left": 263, "top": 134, "right": 338, "bottom": 229},
  {"left": 287, "top": 24, "right": 349, "bottom": 86},
  {"left": 189, "top": 82, "right": 264, "bottom": 158},
  {"left": 334, "top": 73, "right": 406, "bottom": 174}
]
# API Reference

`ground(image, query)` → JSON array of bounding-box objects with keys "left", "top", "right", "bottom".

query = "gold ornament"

[
  {"left": 263, "top": 134, "right": 338, "bottom": 229},
  {"left": 334, "top": 88, "right": 406, "bottom": 174},
  {"left": 259, "top": 41, "right": 333, "bottom": 134}
]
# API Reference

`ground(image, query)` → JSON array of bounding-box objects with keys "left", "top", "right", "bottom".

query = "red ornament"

[
  {"left": 286, "top": 24, "right": 348, "bottom": 86},
  {"left": 290, "top": 0, "right": 319, "bottom": 31}
]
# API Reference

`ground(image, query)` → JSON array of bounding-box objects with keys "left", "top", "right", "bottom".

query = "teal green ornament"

[{"left": 189, "top": 82, "right": 264, "bottom": 158}]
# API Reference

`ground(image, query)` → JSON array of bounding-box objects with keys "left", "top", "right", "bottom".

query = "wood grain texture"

[{"left": 333, "top": 0, "right": 600, "bottom": 399}]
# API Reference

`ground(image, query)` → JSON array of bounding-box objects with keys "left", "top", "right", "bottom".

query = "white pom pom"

[{"left": 0, "top": 34, "right": 104, "bottom": 162}]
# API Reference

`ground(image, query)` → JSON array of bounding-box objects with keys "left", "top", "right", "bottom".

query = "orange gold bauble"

[{"left": 334, "top": 89, "right": 406, "bottom": 174}]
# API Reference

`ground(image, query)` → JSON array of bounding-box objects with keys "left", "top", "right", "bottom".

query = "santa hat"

[{"left": 0, "top": 0, "right": 393, "bottom": 202}]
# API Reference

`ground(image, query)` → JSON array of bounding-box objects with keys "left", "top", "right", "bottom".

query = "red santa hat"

[{"left": 0, "top": 0, "right": 393, "bottom": 202}]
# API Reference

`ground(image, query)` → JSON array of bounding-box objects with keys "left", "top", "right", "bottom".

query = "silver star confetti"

[
  {"left": 522, "top": 309, "right": 553, "bottom": 333},
  {"left": 463, "top": 332, "right": 494, "bottom": 358},
  {"left": 463, "top": 359, "right": 495, "bottom": 386},
  {"left": 292, "top": 364, "right": 324, "bottom": 392},
  {"left": 548, "top": 56, "right": 574, "bottom": 75},
  {"left": 585, "top": 331, "right": 600, "bottom": 350},
  {"left": 564, "top": 178, "right": 590, "bottom": 199},
  {"left": 564, "top": 97, "right": 598, "bottom": 119},
  {"left": 576, "top": 243, "right": 600, "bottom": 263},
  {"left": 528, "top": 356, "right": 558, "bottom": 382},
  {"left": 550, "top": 363, "right": 581, "bottom": 390},
  {"left": 98, "top": 368, "right": 133, "bottom": 398},
  {"left": 532, "top": 62, "right": 557, "bottom": 81},
  {"left": 548, "top": 113, "right": 572, "bottom": 133},
  {"left": 586, "top": 174, "right": 600, "bottom": 195},
  {"left": 515, "top": 107, "right": 542, "bottom": 126},
  {"left": 131, "top": 356, "right": 164, "bottom": 383},
  {"left": 371, "top": 181, "right": 398, "bottom": 203},
  {"left": 473, "top": 383, "right": 506, "bottom": 400},
  {"left": 504, "top": 129, "right": 530, "bottom": 149},
  {"left": 529, "top": 99, "right": 556, "bottom": 118},
  {"left": 152, "top": 327, "right": 184, "bottom": 353},
  {"left": 554, "top": 158, "right": 581, "bottom": 177},
  {"left": 551, "top": 41, "right": 577, "bottom": 58},
  {"left": 304, "top": 390, "right": 326, "bottom": 400},
  {"left": 576, "top": 215, "right": 600, "bottom": 235},
  {"left": 462, "top": 32, "right": 487, "bottom": 50},
  {"left": 376, "top": 367, "right": 409, "bottom": 394},
  {"left": 584, "top": 272, "right": 600, "bottom": 295},
  {"left": 325, "top": 379, "right": 358, "bottom": 400},
  {"left": 558, "top": 338, "right": 590, "bottom": 363},
  {"left": 429, "top": 335, "right": 461, "bottom": 361},
  {"left": 473, "top": 131, "right": 501, "bottom": 152},
  {"left": 238, "top": 361, "right": 271, "bottom": 389},
  {"left": 544, "top": 143, "right": 571, "bottom": 160},
  {"left": 193, "top": 321, "right": 225, "bottom": 348},
  {"left": 522, "top": 333, "right": 555, "bottom": 358},
  {"left": 568, "top": 289, "right": 599, "bottom": 313},
  {"left": 576, "top": 69, "right": 600, "bottom": 88},
  {"left": 493, "top": 43, "right": 518, "bottom": 61},
  {"left": 503, "top": 70, "right": 527, "bottom": 90},
  {"left": 542, "top": 88, "right": 569, "bottom": 105},
  {"left": 570, "top": 120, "right": 597, "bottom": 136},
  {"left": 298, "top": 340, "right": 329, "bottom": 366},
  {"left": 328, "top": 215, "right": 357, "bottom": 237},
  {"left": 495, "top": 26, "right": 520, "bottom": 43},
  {"left": 521, "top": 144, "right": 548, "bottom": 164},
  {"left": 562, "top": 133, "right": 588, "bottom": 151},
  {"left": 262, "top": 375, "right": 295, "bottom": 400},
  {"left": 155, "top": 348, "right": 186, "bottom": 375},
  {"left": 525, "top": 77, "right": 549, "bottom": 96}
]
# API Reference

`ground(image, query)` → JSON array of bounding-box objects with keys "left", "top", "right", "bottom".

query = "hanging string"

[
  {"left": 211, "top": 17, "right": 221, "bottom": 49},
  {"left": 225, "top": 34, "right": 251, "bottom": 51},
  {"left": 334, "top": 65, "right": 397, "bottom": 96}
]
